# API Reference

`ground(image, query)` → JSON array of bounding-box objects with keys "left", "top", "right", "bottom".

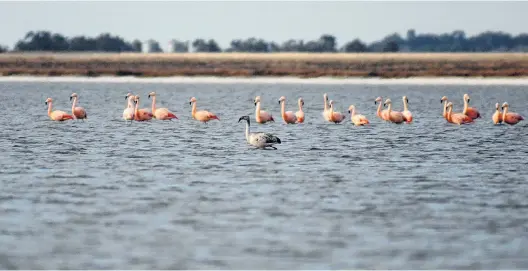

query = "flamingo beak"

[
  {"left": 278, "top": 100, "right": 281, "bottom": 104},
  {"left": 45, "top": 102, "right": 48, "bottom": 105},
  {"left": 302, "top": 101, "right": 304, "bottom": 106},
  {"left": 254, "top": 102, "right": 257, "bottom": 106},
  {"left": 348, "top": 110, "right": 351, "bottom": 113},
  {"left": 374, "top": 101, "right": 377, "bottom": 105},
  {"left": 189, "top": 101, "right": 192, "bottom": 105},
  {"left": 125, "top": 96, "right": 128, "bottom": 100},
  {"left": 148, "top": 95, "right": 151, "bottom": 99},
  {"left": 407, "top": 98, "right": 409, "bottom": 103},
  {"left": 69, "top": 96, "right": 72, "bottom": 101}
]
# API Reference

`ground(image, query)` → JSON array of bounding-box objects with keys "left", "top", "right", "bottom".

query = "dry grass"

[{"left": 1, "top": 52, "right": 528, "bottom": 78}]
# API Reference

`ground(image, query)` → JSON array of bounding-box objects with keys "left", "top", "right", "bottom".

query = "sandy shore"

[{"left": 1, "top": 52, "right": 528, "bottom": 79}]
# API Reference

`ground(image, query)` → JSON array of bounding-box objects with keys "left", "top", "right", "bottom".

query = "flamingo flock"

[{"left": 44, "top": 92, "right": 524, "bottom": 148}]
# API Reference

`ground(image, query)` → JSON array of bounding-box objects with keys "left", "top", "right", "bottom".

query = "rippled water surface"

[{"left": 1, "top": 80, "right": 527, "bottom": 269}]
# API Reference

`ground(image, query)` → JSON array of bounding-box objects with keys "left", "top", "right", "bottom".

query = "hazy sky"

[{"left": 0, "top": 1, "right": 526, "bottom": 50}]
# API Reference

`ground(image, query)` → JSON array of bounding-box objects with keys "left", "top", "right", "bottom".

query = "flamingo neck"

[
  {"left": 255, "top": 102, "right": 261, "bottom": 117},
  {"left": 442, "top": 101, "right": 447, "bottom": 118},
  {"left": 351, "top": 108, "right": 356, "bottom": 117},
  {"left": 280, "top": 101, "right": 286, "bottom": 120},
  {"left": 298, "top": 101, "right": 303, "bottom": 111},
  {"left": 134, "top": 101, "right": 139, "bottom": 119},
  {"left": 127, "top": 97, "right": 134, "bottom": 108},
  {"left": 191, "top": 102, "right": 197, "bottom": 118},
  {"left": 403, "top": 100, "right": 409, "bottom": 111},
  {"left": 463, "top": 98, "right": 468, "bottom": 115},
  {"left": 376, "top": 102, "right": 382, "bottom": 116},
  {"left": 503, "top": 107, "right": 508, "bottom": 117},
  {"left": 245, "top": 120, "right": 250, "bottom": 142},
  {"left": 151, "top": 96, "right": 156, "bottom": 113},
  {"left": 323, "top": 97, "right": 328, "bottom": 111},
  {"left": 47, "top": 102, "right": 52, "bottom": 116},
  {"left": 387, "top": 104, "right": 392, "bottom": 114},
  {"left": 447, "top": 107, "right": 453, "bottom": 122},
  {"left": 71, "top": 97, "right": 78, "bottom": 112}
]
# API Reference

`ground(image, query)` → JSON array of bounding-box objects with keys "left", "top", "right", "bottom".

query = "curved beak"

[
  {"left": 125, "top": 96, "right": 128, "bottom": 100},
  {"left": 406, "top": 98, "right": 409, "bottom": 104},
  {"left": 254, "top": 102, "right": 257, "bottom": 106},
  {"left": 348, "top": 110, "right": 351, "bottom": 113},
  {"left": 302, "top": 101, "right": 304, "bottom": 106},
  {"left": 374, "top": 101, "right": 377, "bottom": 105},
  {"left": 383, "top": 103, "right": 387, "bottom": 107},
  {"left": 440, "top": 99, "right": 443, "bottom": 103},
  {"left": 69, "top": 96, "right": 72, "bottom": 101},
  {"left": 278, "top": 100, "right": 281, "bottom": 104},
  {"left": 45, "top": 102, "right": 48, "bottom": 105},
  {"left": 148, "top": 95, "right": 151, "bottom": 99}
]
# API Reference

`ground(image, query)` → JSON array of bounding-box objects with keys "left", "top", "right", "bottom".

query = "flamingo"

[
  {"left": 402, "top": 96, "right": 413, "bottom": 123},
  {"left": 189, "top": 97, "right": 219, "bottom": 123},
  {"left": 441, "top": 96, "right": 449, "bottom": 120},
  {"left": 446, "top": 102, "right": 473, "bottom": 125},
  {"left": 501, "top": 102, "right": 524, "bottom": 125},
  {"left": 322, "top": 93, "right": 332, "bottom": 121},
  {"left": 375, "top": 96, "right": 389, "bottom": 121},
  {"left": 45, "top": 98, "right": 74, "bottom": 121},
  {"left": 133, "top": 95, "right": 153, "bottom": 121},
  {"left": 295, "top": 97, "right": 305, "bottom": 123},
  {"left": 278, "top": 96, "right": 297, "bottom": 124},
  {"left": 238, "top": 115, "right": 281, "bottom": 150},
  {"left": 254, "top": 96, "right": 274, "bottom": 123},
  {"left": 69, "top": 93, "right": 87, "bottom": 120},
  {"left": 123, "top": 94, "right": 135, "bottom": 121},
  {"left": 492, "top": 103, "right": 503, "bottom": 125},
  {"left": 348, "top": 105, "right": 369, "bottom": 126},
  {"left": 383, "top": 99, "right": 404, "bottom": 124},
  {"left": 148, "top": 92, "right": 178, "bottom": 120},
  {"left": 462, "top": 93, "right": 481, "bottom": 120},
  {"left": 327, "top": 100, "right": 346, "bottom": 124}
]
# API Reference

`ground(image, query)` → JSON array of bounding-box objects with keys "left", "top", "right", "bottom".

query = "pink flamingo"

[
  {"left": 383, "top": 99, "right": 404, "bottom": 124},
  {"left": 254, "top": 96, "right": 274, "bottom": 123},
  {"left": 402, "top": 96, "right": 413, "bottom": 123},
  {"left": 133, "top": 95, "right": 153, "bottom": 121},
  {"left": 375, "top": 96, "right": 389, "bottom": 121},
  {"left": 45, "top": 98, "right": 74, "bottom": 121},
  {"left": 446, "top": 102, "right": 473, "bottom": 125},
  {"left": 189, "top": 97, "right": 219, "bottom": 123},
  {"left": 348, "top": 105, "right": 369, "bottom": 126},
  {"left": 441, "top": 96, "right": 449, "bottom": 120},
  {"left": 278, "top": 96, "right": 297, "bottom": 124},
  {"left": 123, "top": 94, "right": 135, "bottom": 121},
  {"left": 462, "top": 93, "right": 481, "bottom": 120},
  {"left": 148, "top": 92, "right": 178, "bottom": 120},
  {"left": 322, "top": 93, "right": 332, "bottom": 121},
  {"left": 295, "top": 97, "right": 305, "bottom": 123},
  {"left": 328, "top": 100, "right": 346, "bottom": 124},
  {"left": 492, "top": 103, "right": 502, "bottom": 125},
  {"left": 501, "top": 102, "right": 524, "bottom": 125},
  {"left": 69, "top": 93, "right": 87, "bottom": 120}
]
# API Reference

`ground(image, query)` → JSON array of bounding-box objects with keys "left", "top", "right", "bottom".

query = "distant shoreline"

[
  {"left": 2, "top": 75, "right": 528, "bottom": 85},
  {"left": 1, "top": 52, "right": 528, "bottom": 79}
]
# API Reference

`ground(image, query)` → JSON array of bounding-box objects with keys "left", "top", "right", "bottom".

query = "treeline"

[{"left": 1, "top": 29, "right": 528, "bottom": 53}]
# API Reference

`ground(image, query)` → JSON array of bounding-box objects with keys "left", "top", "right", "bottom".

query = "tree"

[
  {"left": 192, "top": 38, "right": 221, "bottom": 52},
  {"left": 131, "top": 39, "right": 143, "bottom": 52},
  {"left": 383, "top": 41, "right": 399, "bottom": 52},
  {"left": 146, "top": 39, "right": 163, "bottom": 53},
  {"left": 169, "top": 39, "right": 189, "bottom": 52},
  {"left": 0, "top": 45, "right": 7, "bottom": 53},
  {"left": 341, "top": 39, "right": 367, "bottom": 52}
]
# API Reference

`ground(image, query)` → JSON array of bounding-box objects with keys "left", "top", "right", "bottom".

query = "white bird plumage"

[{"left": 238, "top": 115, "right": 281, "bottom": 149}]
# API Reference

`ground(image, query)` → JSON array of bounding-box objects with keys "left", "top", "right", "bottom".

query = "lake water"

[{"left": 0, "top": 77, "right": 527, "bottom": 269}]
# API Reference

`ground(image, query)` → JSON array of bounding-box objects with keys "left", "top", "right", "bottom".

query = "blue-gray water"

[{"left": 0, "top": 80, "right": 527, "bottom": 269}]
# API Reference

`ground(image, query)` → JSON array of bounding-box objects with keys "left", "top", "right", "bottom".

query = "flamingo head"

[
  {"left": 298, "top": 97, "right": 304, "bottom": 106},
  {"left": 189, "top": 97, "right": 197, "bottom": 105},
  {"left": 501, "top": 102, "right": 509, "bottom": 110},
  {"left": 403, "top": 96, "right": 408, "bottom": 104},
  {"left": 383, "top": 98, "right": 392, "bottom": 107},
  {"left": 238, "top": 115, "right": 250, "bottom": 123},
  {"left": 464, "top": 93, "right": 470, "bottom": 103},
  {"left": 495, "top": 103, "right": 500, "bottom": 110},
  {"left": 323, "top": 93, "right": 328, "bottom": 101},
  {"left": 440, "top": 96, "right": 448, "bottom": 104},
  {"left": 278, "top": 96, "right": 286, "bottom": 104},
  {"left": 134, "top": 95, "right": 140, "bottom": 104},
  {"left": 254, "top": 96, "right": 261, "bottom": 106},
  {"left": 446, "top": 102, "right": 453, "bottom": 111},
  {"left": 70, "top": 93, "right": 78, "bottom": 101},
  {"left": 328, "top": 100, "right": 335, "bottom": 108},
  {"left": 348, "top": 105, "right": 355, "bottom": 114},
  {"left": 125, "top": 92, "right": 132, "bottom": 100},
  {"left": 45, "top": 98, "right": 52, "bottom": 105},
  {"left": 148, "top": 92, "right": 156, "bottom": 99},
  {"left": 374, "top": 96, "right": 382, "bottom": 105}
]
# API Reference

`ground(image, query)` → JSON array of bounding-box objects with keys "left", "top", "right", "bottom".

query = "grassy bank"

[{"left": 1, "top": 52, "right": 528, "bottom": 78}]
